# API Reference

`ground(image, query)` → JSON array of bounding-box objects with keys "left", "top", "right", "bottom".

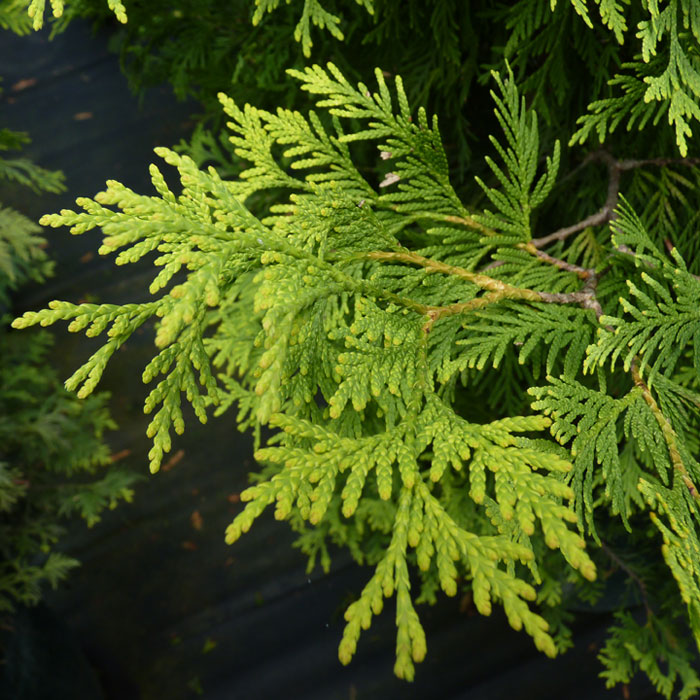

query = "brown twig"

[
  {"left": 540, "top": 274, "right": 604, "bottom": 320},
  {"left": 519, "top": 242, "right": 595, "bottom": 279},
  {"left": 617, "top": 156, "right": 700, "bottom": 171},
  {"left": 363, "top": 250, "right": 604, "bottom": 320},
  {"left": 531, "top": 151, "right": 700, "bottom": 249}
]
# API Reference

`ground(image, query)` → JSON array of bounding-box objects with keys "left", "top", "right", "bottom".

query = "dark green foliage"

[
  {"left": 25, "top": 0, "right": 494, "bottom": 178},
  {"left": 0, "top": 125, "right": 61, "bottom": 303},
  {"left": 0, "top": 327, "right": 137, "bottom": 613},
  {"left": 0, "top": 120, "right": 138, "bottom": 619},
  {"left": 21, "top": 0, "right": 700, "bottom": 187},
  {"left": 599, "top": 611, "right": 700, "bottom": 699}
]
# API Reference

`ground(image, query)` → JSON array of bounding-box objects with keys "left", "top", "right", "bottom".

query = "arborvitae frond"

[
  {"left": 584, "top": 198, "right": 700, "bottom": 384},
  {"left": 229, "top": 406, "right": 593, "bottom": 678},
  {"left": 560, "top": 0, "right": 628, "bottom": 43},
  {"left": 13, "top": 59, "right": 700, "bottom": 691},
  {"left": 0, "top": 207, "right": 52, "bottom": 302},
  {"left": 571, "top": 65, "right": 666, "bottom": 146},
  {"left": 15, "top": 147, "right": 294, "bottom": 471},
  {"left": 252, "top": 0, "right": 374, "bottom": 57},
  {"left": 497, "top": 1, "right": 700, "bottom": 156},
  {"left": 0, "top": 326, "right": 138, "bottom": 612},
  {"left": 31, "top": 0, "right": 372, "bottom": 53},
  {"left": 0, "top": 124, "right": 61, "bottom": 301},
  {"left": 628, "top": 165, "right": 700, "bottom": 261},
  {"left": 530, "top": 368, "right": 700, "bottom": 658},
  {"left": 475, "top": 67, "right": 560, "bottom": 244},
  {"left": 443, "top": 302, "right": 594, "bottom": 380},
  {"left": 567, "top": 1, "right": 700, "bottom": 155},
  {"left": 493, "top": 0, "right": 623, "bottom": 134},
  {"left": 639, "top": 472, "right": 700, "bottom": 639},
  {"left": 0, "top": 0, "right": 34, "bottom": 34},
  {"left": 1, "top": 181, "right": 137, "bottom": 613},
  {"left": 287, "top": 63, "right": 468, "bottom": 217},
  {"left": 0, "top": 127, "right": 65, "bottom": 193},
  {"left": 529, "top": 376, "right": 675, "bottom": 535},
  {"left": 599, "top": 612, "right": 700, "bottom": 700}
]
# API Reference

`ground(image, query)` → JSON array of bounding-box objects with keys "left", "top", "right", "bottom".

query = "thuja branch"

[
  {"left": 519, "top": 242, "right": 595, "bottom": 280},
  {"left": 13, "top": 60, "right": 700, "bottom": 695},
  {"left": 364, "top": 251, "right": 542, "bottom": 300},
  {"left": 363, "top": 250, "right": 603, "bottom": 318}
]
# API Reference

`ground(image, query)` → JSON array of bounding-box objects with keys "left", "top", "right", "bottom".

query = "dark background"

[{"left": 0, "top": 21, "right": 654, "bottom": 700}]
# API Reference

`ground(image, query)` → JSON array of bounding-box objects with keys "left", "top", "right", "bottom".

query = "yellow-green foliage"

[{"left": 13, "top": 64, "right": 700, "bottom": 695}]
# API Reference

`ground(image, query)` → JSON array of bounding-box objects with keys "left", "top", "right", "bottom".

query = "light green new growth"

[
  {"left": 560, "top": 0, "right": 628, "bottom": 42},
  {"left": 25, "top": 0, "right": 126, "bottom": 29},
  {"left": 24, "top": 0, "right": 373, "bottom": 54},
  {"left": 13, "top": 62, "right": 700, "bottom": 692},
  {"left": 252, "top": 0, "right": 374, "bottom": 57}
]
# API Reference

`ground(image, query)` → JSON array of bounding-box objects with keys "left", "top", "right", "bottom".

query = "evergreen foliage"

[
  {"left": 24, "top": 0, "right": 126, "bottom": 30},
  {"left": 18, "top": 0, "right": 700, "bottom": 186},
  {"left": 567, "top": 0, "right": 700, "bottom": 156},
  {"left": 12, "top": 0, "right": 700, "bottom": 694},
  {"left": 13, "top": 48, "right": 700, "bottom": 694},
  {"left": 34, "top": 0, "right": 482, "bottom": 178},
  {"left": 0, "top": 121, "right": 58, "bottom": 305},
  {"left": 0, "top": 119, "right": 138, "bottom": 620}
]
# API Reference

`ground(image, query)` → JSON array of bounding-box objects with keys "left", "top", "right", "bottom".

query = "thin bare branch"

[
  {"left": 532, "top": 151, "right": 700, "bottom": 249},
  {"left": 519, "top": 242, "right": 595, "bottom": 279}
]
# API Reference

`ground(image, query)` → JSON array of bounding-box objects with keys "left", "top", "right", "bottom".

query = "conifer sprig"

[
  {"left": 252, "top": 0, "right": 374, "bottom": 57},
  {"left": 12, "top": 62, "right": 700, "bottom": 693},
  {"left": 567, "top": 0, "right": 700, "bottom": 155},
  {"left": 25, "top": 0, "right": 127, "bottom": 30},
  {"left": 474, "top": 67, "right": 560, "bottom": 243}
]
